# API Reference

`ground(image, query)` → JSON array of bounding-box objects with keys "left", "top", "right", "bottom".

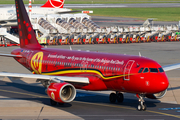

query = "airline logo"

[
  {"left": 51, "top": 92, "right": 55, "bottom": 99},
  {"left": 31, "top": 52, "right": 43, "bottom": 74},
  {"left": 50, "top": 0, "right": 64, "bottom": 8},
  {"left": 41, "top": 0, "right": 64, "bottom": 8}
]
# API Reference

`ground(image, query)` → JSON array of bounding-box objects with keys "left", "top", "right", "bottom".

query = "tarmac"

[{"left": 0, "top": 42, "right": 180, "bottom": 119}]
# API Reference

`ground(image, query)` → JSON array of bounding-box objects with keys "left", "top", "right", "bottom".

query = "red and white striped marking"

[
  {"left": 82, "top": 11, "right": 93, "bottom": 14},
  {"left": 29, "top": 0, "right": 32, "bottom": 18}
]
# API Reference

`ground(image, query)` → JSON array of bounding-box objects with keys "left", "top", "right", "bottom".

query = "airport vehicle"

[
  {"left": 0, "top": 0, "right": 71, "bottom": 25},
  {"left": 0, "top": 0, "right": 180, "bottom": 111}
]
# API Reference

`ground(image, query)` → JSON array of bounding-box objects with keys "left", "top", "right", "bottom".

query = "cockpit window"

[
  {"left": 143, "top": 68, "right": 149, "bottom": 73},
  {"left": 158, "top": 68, "right": 164, "bottom": 73},
  {"left": 138, "top": 68, "right": 144, "bottom": 73},
  {"left": 149, "top": 68, "right": 158, "bottom": 73}
]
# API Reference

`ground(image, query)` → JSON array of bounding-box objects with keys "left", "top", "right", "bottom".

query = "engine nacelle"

[
  {"left": 47, "top": 82, "right": 76, "bottom": 103},
  {"left": 145, "top": 89, "right": 167, "bottom": 99}
]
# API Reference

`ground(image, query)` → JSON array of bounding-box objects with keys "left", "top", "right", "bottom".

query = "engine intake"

[
  {"left": 145, "top": 89, "right": 167, "bottom": 99},
  {"left": 47, "top": 82, "right": 76, "bottom": 103}
]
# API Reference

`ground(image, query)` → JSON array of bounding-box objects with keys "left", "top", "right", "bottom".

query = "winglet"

[
  {"left": 41, "top": 0, "right": 65, "bottom": 8},
  {"left": 15, "top": 0, "right": 42, "bottom": 49}
]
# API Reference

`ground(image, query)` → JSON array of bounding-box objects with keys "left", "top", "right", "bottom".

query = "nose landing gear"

[
  {"left": 137, "top": 94, "right": 146, "bottom": 111},
  {"left": 109, "top": 92, "right": 124, "bottom": 103}
]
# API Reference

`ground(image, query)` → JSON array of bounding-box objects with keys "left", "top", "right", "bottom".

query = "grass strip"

[
  {"left": 74, "top": 8, "right": 180, "bottom": 21},
  {"left": 1, "top": 0, "right": 180, "bottom": 4}
]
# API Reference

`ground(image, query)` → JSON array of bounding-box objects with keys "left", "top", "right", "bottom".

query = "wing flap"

[
  {"left": 0, "top": 72, "right": 89, "bottom": 84},
  {"left": 162, "top": 63, "right": 180, "bottom": 72}
]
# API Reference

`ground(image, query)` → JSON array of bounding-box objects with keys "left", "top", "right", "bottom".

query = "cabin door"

[{"left": 124, "top": 60, "right": 135, "bottom": 81}]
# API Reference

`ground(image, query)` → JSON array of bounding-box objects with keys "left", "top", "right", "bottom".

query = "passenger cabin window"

[
  {"left": 158, "top": 68, "right": 164, "bottom": 73},
  {"left": 150, "top": 68, "right": 158, "bottom": 73},
  {"left": 143, "top": 68, "right": 149, "bottom": 73},
  {"left": 138, "top": 68, "right": 144, "bottom": 73}
]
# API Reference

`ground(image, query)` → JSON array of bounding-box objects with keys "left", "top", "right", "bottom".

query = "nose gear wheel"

[{"left": 137, "top": 94, "right": 146, "bottom": 111}]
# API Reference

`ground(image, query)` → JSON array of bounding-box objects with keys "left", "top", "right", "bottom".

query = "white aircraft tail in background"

[{"left": 41, "top": 0, "right": 65, "bottom": 8}]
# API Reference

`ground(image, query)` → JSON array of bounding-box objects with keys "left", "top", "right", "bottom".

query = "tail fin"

[
  {"left": 41, "top": 0, "right": 64, "bottom": 8},
  {"left": 15, "top": 0, "right": 42, "bottom": 49}
]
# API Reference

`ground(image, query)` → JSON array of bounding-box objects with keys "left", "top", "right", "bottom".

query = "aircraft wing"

[
  {"left": 56, "top": 10, "right": 82, "bottom": 14},
  {"left": 0, "top": 72, "right": 89, "bottom": 84},
  {"left": 162, "top": 63, "right": 180, "bottom": 72},
  {"left": 0, "top": 19, "right": 17, "bottom": 24},
  {"left": 0, "top": 53, "right": 22, "bottom": 58},
  {"left": 0, "top": 54, "right": 89, "bottom": 84}
]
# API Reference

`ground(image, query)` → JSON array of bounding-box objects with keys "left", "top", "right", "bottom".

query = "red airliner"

[{"left": 0, "top": 0, "right": 179, "bottom": 111}]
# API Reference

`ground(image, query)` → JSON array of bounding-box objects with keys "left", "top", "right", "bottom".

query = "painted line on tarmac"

[
  {"left": 0, "top": 89, "right": 48, "bottom": 98},
  {"left": 76, "top": 93, "right": 96, "bottom": 97},
  {"left": 73, "top": 101, "right": 180, "bottom": 119},
  {"left": 0, "top": 89, "right": 180, "bottom": 119},
  {"left": 159, "top": 107, "right": 180, "bottom": 110}
]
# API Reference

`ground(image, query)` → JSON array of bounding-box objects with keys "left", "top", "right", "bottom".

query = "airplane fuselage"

[
  {"left": 0, "top": 7, "right": 70, "bottom": 22},
  {"left": 11, "top": 47, "right": 169, "bottom": 94}
]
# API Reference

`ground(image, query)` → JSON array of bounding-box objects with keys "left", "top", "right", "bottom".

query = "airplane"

[
  {"left": 0, "top": 0, "right": 74, "bottom": 26},
  {"left": 0, "top": 0, "right": 180, "bottom": 111}
]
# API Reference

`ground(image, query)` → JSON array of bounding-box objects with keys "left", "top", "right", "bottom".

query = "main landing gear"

[
  {"left": 109, "top": 92, "right": 124, "bottom": 103},
  {"left": 136, "top": 94, "right": 146, "bottom": 111}
]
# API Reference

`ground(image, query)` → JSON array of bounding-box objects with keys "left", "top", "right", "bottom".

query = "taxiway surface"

[
  {"left": 92, "top": 16, "right": 178, "bottom": 27},
  {"left": 0, "top": 42, "right": 180, "bottom": 119}
]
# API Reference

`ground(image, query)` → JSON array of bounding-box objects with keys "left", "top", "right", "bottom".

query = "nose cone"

[
  {"left": 160, "top": 79, "right": 169, "bottom": 91},
  {"left": 155, "top": 74, "right": 169, "bottom": 93}
]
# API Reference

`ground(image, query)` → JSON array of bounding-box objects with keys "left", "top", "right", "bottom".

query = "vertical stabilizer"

[
  {"left": 15, "top": 0, "right": 42, "bottom": 49},
  {"left": 41, "top": 0, "right": 64, "bottom": 8}
]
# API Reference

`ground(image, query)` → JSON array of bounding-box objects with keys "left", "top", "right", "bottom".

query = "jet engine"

[
  {"left": 145, "top": 89, "right": 167, "bottom": 99},
  {"left": 47, "top": 82, "right": 76, "bottom": 103}
]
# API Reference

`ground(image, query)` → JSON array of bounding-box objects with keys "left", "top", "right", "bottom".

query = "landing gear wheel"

[
  {"left": 142, "top": 103, "right": 146, "bottom": 111},
  {"left": 136, "top": 94, "right": 146, "bottom": 111},
  {"left": 109, "top": 93, "right": 116, "bottom": 103},
  {"left": 117, "top": 93, "right": 124, "bottom": 103},
  {"left": 137, "top": 104, "right": 142, "bottom": 111},
  {"left": 137, "top": 103, "right": 146, "bottom": 111},
  {"left": 50, "top": 99, "right": 57, "bottom": 106}
]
